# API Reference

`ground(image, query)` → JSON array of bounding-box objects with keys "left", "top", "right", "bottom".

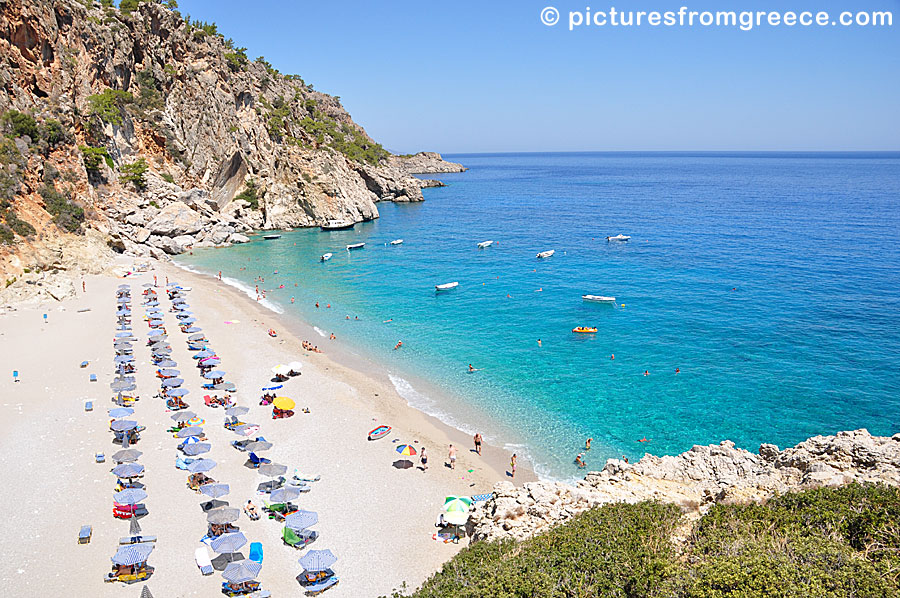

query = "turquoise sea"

[{"left": 178, "top": 152, "right": 900, "bottom": 479}]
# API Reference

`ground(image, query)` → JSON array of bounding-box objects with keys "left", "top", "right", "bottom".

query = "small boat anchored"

[
  {"left": 536, "top": 250, "right": 555, "bottom": 259},
  {"left": 346, "top": 243, "right": 365, "bottom": 251},
  {"left": 572, "top": 326, "right": 598, "bottom": 334},
  {"left": 477, "top": 240, "right": 494, "bottom": 249},
  {"left": 263, "top": 234, "right": 281, "bottom": 240},
  {"left": 582, "top": 295, "right": 616, "bottom": 304},
  {"left": 607, "top": 234, "right": 631, "bottom": 242},
  {"left": 322, "top": 220, "right": 355, "bottom": 231},
  {"left": 390, "top": 239, "right": 404, "bottom": 246},
  {"left": 368, "top": 425, "right": 391, "bottom": 441},
  {"left": 435, "top": 282, "right": 459, "bottom": 292},
  {"left": 320, "top": 253, "right": 333, "bottom": 262}
]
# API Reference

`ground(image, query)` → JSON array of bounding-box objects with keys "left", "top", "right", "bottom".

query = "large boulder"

[{"left": 145, "top": 202, "right": 203, "bottom": 237}]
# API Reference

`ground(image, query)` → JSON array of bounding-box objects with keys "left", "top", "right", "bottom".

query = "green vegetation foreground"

[{"left": 396, "top": 484, "right": 900, "bottom": 598}]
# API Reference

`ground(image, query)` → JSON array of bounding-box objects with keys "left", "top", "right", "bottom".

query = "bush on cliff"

[
  {"left": 398, "top": 484, "right": 900, "bottom": 598},
  {"left": 39, "top": 185, "right": 84, "bottom": 233}
]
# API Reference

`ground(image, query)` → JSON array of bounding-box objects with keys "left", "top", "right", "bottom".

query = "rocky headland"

[{"left": 471, "top": 429, "right": 900, "bottom": 542}]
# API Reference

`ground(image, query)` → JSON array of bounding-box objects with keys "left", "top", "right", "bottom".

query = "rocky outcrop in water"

[
  {"left": 0, "top": 0, "right": 463, "bottom": 278},
  {"left": 471, "top": 429, "right": 900, "bottom": 542}
]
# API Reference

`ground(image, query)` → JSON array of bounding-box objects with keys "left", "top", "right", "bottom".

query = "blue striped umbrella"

[
  {"left": 111, "top": 542, "right": 154, "bottom": 565},
  {"left": 186, "top": 458, "right": 216, "bottom": 473},
  {"left": 285, "top": 510, "right": 318, "bottom": 531},
  {"left": 211, "top": 531, "right": 247, "bottom": 554},
  {"left": 222, "top": 559, "right": 261, "bottom": 583},
  {"left": 113, "top": 488, "right": 147, "bottom": 505},
  {"left": 298, "top": 549, "right": 337, "bottom": 573},
  {"left": 112, "top": 463, "right": 145, "bottom": 478}
]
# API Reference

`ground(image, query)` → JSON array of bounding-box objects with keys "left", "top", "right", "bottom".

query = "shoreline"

[{"left": 174, "top": 258, "right": 541, "bottom": 485}]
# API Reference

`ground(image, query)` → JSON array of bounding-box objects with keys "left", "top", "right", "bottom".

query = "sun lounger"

[
  {"left": 249, "top": 541, "right": 263, "bottom": 564},
  {"left": 85, "top": 401, "right": 94, "bottom": 411},
  {"left": 282, "top": 526, "right": 317, "bottom": 548},
  {"left": 119, "top": 535, "right": 157, "bottom": 544},
  {"left": 304, "top": 576, "right": 339, "bottom": 595},
  {"left": 78, "top": 525, "right": 92, "bottom": 544},
  {"left": 90, "top": 374, "right": 98, "bottom": 382},
  {"left": 95, "top": 452, "right": 105, "bottom": 463},
  {"left": 247, "top": 452, "right": 271, "bottom": 468},
  {"left": 195, "top": 545, "right": 214, "bottom": 575},
  {"left": 80, "top": 360, "right": 89, "bottom": 368}
]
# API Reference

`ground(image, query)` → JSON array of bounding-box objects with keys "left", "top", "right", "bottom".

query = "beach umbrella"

[
  {"left": 112, "top": 463, "right": 145, "bottom": 478},
  {"left": 129, "top": 516, "right": 142, "bottom": 536},
  {"left": 443, "top": 496, "right": 473, "bottom": 513},
  {"left": 171, "top": 411, "right": 197, "bottom": 422},
  {"left": 256, "top": 479, "right": 283, "bottom": 493},
  {"left": 156, "top": 359, "right": 178, "bottom": 368},
  {"left": 188, "top": 333, "right": 206, "bottom": 341},
  {"left": 225, "top": 406, "right": 249, "bottom": 417},
  {"left": 115, "top": 325, "right": 132, "bottom": 331},
  {"left": 142, "top": 283, "right": 154, "bottom": 288},
  {"left": 392, "top": 460, "right": 414, "bottom": 469},
  {"left": 258, "top": 462, "right": 287, "bottom": 477},
  {"left": 161, "top": 378, "right": 184, "bottom": 388},
  {"left": 166, "top": 388, "right": 189, "bottom": 398},
  {"left": 199, "top": 358, "right": 221, "bottom": 367},
  {"left": 396, "top": 444, "right": 417, "bottom": 457},
  {"left": 200, "top": 483, "right": 231, "bottom": 499},
  {"left": 233, "top": 424, "right": 260, "bottom": 436},
  {"left": 284, "top": 510, "right": 318, "bottom": 531},
  {"left": 287, "top": 361, "right": 303, "bottom": 373},
  {"left": 215, "top": 383, "right": 237, "bottom": 392},
  {"left": 111, "top": 420, "right": 138, "bottom": 432},
  {"left": 183, "top": 442, "right": 211, "bottom": 456},
  {"left": 201, "top": 499, "right": 230, "bottom": 513},
  {"left": 269, "top": 486, "right": 303, "bottom": 503},
  {"left": 152, "top": 348, "right": 172, "bottom": 355},
  {"left": 261, "top": 384, "right": 283, "bottom": 391},
  {"left": 184, "top": 327, "right": 202, "bottom": 333},
  {"left": 203, "top": 370, "right": 226, "bottom": 379},
  {"left": 221, "top": 559, "right": 261, "bottom": 583},
  {"left": 194, "top": 350, "right": 214, "bottom": 359},
  {"left": 113, "top": 341, "right": 133, "bottom": 348},
  {"left": 271, "top": 364, "right": 291, "bottom": 376},
  {"left": 179, "top": 317, "right": 197, "bottom": 324},
  {"left": 211, "top": 531, "right": 248, "bottom": 555},
  {"left": 243, "top": 441, "right": 272, "bottom": 453},
  {"left": 114, "top": 355, "right": 135, "bottom": 364},
  {"left": 111, "top": 542, "right": 154, "bottom": 566},
  {"left": 113, "top": 488, "right": 148, "bottom": 505},
  {"left": 112, "top": 448, "right": 143, "bottom": 463},
  {"left": 115, "top": 332, "right": 134, "bottom": 338},
  {"left": 186, "top": 416, "right": 205, "bottom": 427},
  {"left": 187, "top": 458, "right": 217, "bottom": 473},
  {"left": 298, "top": 549, "right": 337, "bottom": 573},
  {"left": 180, "top": 436, "right": 202, "bottom": 447},
  {"left": 176, "top": 427, "right": 204, "bottom": 438},
  {"left": 273, "top": 397, "right": 295, "bottom": 410},
  {"left": 158, "top": 369, "right": 180, "bottom": 377},
  {"left": 109, "top": 407, "right": 134, "bottom": 418},
  {"left": 149, "top": 340, "right": 169, "bottom": 349},
  {"left": 147, "top": 328, "right": 165, "bottom": 335},
  {"left": 207, "top": 508, "right": 240, "bottom": 524},
  {"left": 175, "top": 310, "right": 193, "bottom": 317}
]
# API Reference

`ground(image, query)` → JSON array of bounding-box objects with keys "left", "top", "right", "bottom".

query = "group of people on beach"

[{"left": 301, "top": 340, "right": 322, "bottom": 353}]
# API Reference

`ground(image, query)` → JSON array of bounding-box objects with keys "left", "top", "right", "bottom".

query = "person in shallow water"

[
  {"left": 394, "top": 341, "right": 402, "bottom": 350},
  {"left": 585, "top": 438, "right": 592, "bottom": 450},
  {"left": 468, "top": 364, "right": 475, "bottom": 372},
  {"left": 575, "top": 453, "right": 586, "bottom": 468}
]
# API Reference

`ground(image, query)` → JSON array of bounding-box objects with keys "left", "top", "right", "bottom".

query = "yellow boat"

[{"left": 572, "top": 327, "right": 597, "bottom": 334}]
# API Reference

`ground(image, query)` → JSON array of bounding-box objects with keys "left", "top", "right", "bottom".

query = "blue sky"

[{"left": 176, "top": 0, "right": 899, "bottom": 153}]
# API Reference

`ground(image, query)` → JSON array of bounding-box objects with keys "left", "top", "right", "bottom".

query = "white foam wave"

[
  {"left": 312, "top": 326, "right": 327, "bottom": 338},
  {"left": 173, "top": 262, "right": 284, "bottom": 314}
]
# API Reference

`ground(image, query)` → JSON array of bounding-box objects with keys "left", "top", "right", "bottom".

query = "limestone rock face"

[
  {"left": 389, "top": 152, "right": 467, "bottom": 174},
  {"left": 145, "top": 202, "right": 203, "bottom": 237},
  {"left": 470, "top": 430, "right": 900, "bottom": 543}
]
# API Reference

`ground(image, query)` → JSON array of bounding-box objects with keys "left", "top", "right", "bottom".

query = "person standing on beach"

[
  {"left": 82, "top": 280, "right": 85, "bottom": 293},
  {"left": 510, "top": 453, "right": 517, "bottom": 478},
  {"left": 474, "top": 432, "right": 483, "bottom": 456},
  {"left": 448, "top": 444, "right": 457, "bottom": 469},
  {"left": 420, "top": 447, "right": 428, "bottom": 471}
]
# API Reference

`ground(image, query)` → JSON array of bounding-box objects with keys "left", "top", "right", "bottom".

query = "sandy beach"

[{"left": 0, "top": 256, "right": 534, "bottom": 597}]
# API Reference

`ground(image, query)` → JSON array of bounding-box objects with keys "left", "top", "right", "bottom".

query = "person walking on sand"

[
  {"left": 510, "top": 453, "right": 517, "bottom": 478},
  {"left": 474, "top": 432, "right": 483, "bottom": 456},
  {"left": 420, "top": 447, "right": 428, "bottom": 471},
  {"left": 448, "top": 444, "right": 457, "bottom": 469},
  {"left": 82, "top": 280, "right": 85, "bottom": 293}
]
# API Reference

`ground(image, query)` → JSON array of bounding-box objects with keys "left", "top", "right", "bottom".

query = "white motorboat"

[
  {"left": 582, "top": 295, "right": 616, "bottom": 303},
  {"left": 477, "top": 240, "right": 494, "bottom": 248},
  {"left": 322, "top": 220, "right": 355, "bottom": 231},
  {"left": 435, "top": 282, "right": 459, "bottom": 292},
  {"left": 346, "top": 243, "right": 365, "bottom": 250},
  {"left": 607, "top": 234, "right": 631, "bottom": 242},
  {"left": 320, "top": 253, "right": 333, "bottom": 262},
  {"left": 390, "top": 239, "right": 403, "bottom": 245},
  {"left": 263, "top": 234, "right": 281, "bottom": 240},
  {"left": 536, "top": 250, "right": 555, "bottom": 259}
]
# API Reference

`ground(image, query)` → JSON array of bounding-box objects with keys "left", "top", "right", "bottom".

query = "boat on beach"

[
  {"left": 321, "top": 220, "right": 355, "bottom": 231},
  {"left": 572, "top": 326, "right": 598, "bottom": 333},
  {"left": 435, "top": 282, "right": 459, "bottom": 292},
  {"left": 607, "top": 234, "right": 630, "bottom": 242},
  {"left": 477, "top": 240, "right": 494, "bottom": 248},
  {"left": 346, "top": 243, "right": 365, "bottom": 251},
  {"left": 368, "top": 425, "right": 391, "bottom": 440},
  {"left": 320, "top": 253, "right": 333, "bottom": 262},
  {"left": 390, "top": 239, "right": 403, "bottom": 245},
  {"left": 582, "top": 295, "right": 616, "bottom": 303},
  {"left": 536, "top": 250, "right": 555, "bottom": 259},
  {"left": 263, "top": 234, "right": 281, "bottom": 240}
]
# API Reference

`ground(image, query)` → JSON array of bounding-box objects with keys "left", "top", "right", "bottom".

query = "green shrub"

[
  {"left": 160, "top": 172, "right": 174, "bottom": 184},
  {"left": 80, "top": 145, "right": 113, "bottom": 172},
  {"left": 118, "top": 0, "right": 139, "bottom": 14},
  {"left": 1, "top": 110, "right": 39, "bottom": 140},
  {"left": 234, "top": 179, "right": 259, "bottom": 210},
  {"left": 0, "top": 224, "right": 13, "bottom": 244},
  {"left": 120, "top": 158, "right": 148, "bottom": 189},
  {"left": 134, "top": 71, "right": 163, "bottom": 112},
  {"left": 39, "top": 185, "right": 84, "bottom": 233},
  {"left": 41, "top": 119, "right": 68, "bottom": 146},
  {"left": 86, "top": 89, "right": 134, "bottom": 125},
  {"left": 2, "top": 208, "right": 35, "bottom": 237},
  {"left": 224, "top": 48, "right": 248, "bottom": 72}
]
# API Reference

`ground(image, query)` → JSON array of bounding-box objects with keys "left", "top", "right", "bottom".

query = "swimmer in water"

[
  {"left": 575, "top": 453, "right": 586, "bottom": 468},
  {"left": 537, "top": 339, "right": 542, "bottom": 347},
  {"left": 290, "top": 297, "right": 295, "bottom": 304},
  {"left": 394, "top": 341, "right": 402, "bottom": 350},
  {"left": 326, "top": 304, "right": 331, "bottom": 308},
  {"left": 315, "top": 302, "right": 319, "bottom": 308},
  {"left": 611, "top": 354, "right": 615, "bottom": 360},
  {"left": 675, "top": 368, "right": 680, "bottom": 374},
  {"left": 468, "top": 364, "right": 475, "bottom": 372},
  {"left": 346, "top": 315, "right": 350, "bottom": 320},
  {"left": 383, "top": 319, "right": 393, "bottom": 323},
  {"left": 638, "top": 437, "right": 650, "bottom": 443},
  {"left": 643, "top": 370, "right": 649, "bottom": 376}
]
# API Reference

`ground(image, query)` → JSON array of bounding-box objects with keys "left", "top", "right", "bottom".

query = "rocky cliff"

[
  {"left": 471, "top": 429, "right": 900, "bottom": 542},
  {"left": 0, "top": 0, "right": 463, "bottom": 279}
]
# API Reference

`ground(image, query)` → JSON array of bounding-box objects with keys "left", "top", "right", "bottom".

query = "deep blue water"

[{"left": 178, "top": 152, "right": 900, "bottom": 479}]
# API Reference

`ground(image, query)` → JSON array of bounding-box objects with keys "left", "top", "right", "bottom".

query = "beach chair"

[
  {"left": 95, "top": 453, "right": 105, "bottom": 463},
  {"left": 85, "top": 401, "right": 93, "bottom": 411},
  {"left": 90, "top": 374, "right": 98, "bottom": 382},
  {"left": 119, "top": 535, "right": 157, "bottom": 545},
  {"left": 195, "top": 545, "right": 214, "bottom": 575},
  {"left": 248, "top": 542, "right": 263, "bottom": 564},
  {"left": 78, "top": 525, "right": 92, "bottom": 544},
  {"left": 222, "top": 581, "right": 261, "bottom": 596},
  {"left": 80, "top": 360, "right": 89, "bottom": 368},
  {"left": 304, "top": 576, "right": 339, "bottom": 595},
  {"left": 282, "top": 526, "right": 317, "bottom": 548}
]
